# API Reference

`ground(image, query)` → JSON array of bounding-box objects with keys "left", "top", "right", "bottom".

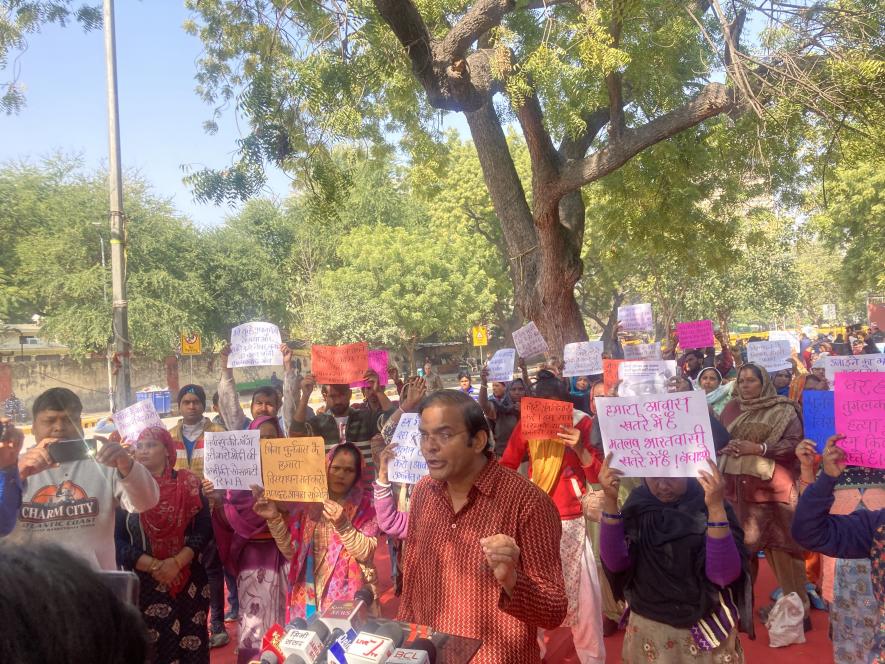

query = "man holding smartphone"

[{"left": 8, "top": 388, "right": 159, "bottom": 569}]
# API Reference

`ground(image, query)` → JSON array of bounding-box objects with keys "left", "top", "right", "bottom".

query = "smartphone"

[
  {"left": 48, "top": 438, "right": 98, "bottom": 464},
  {"left": 97, "top": 570, "right": 140, "bottom": 606}
]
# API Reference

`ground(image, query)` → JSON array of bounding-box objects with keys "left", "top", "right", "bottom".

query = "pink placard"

[
  {"left": 676, "top": 320, "right": 715, "bottom": 350},
  {"left": 350, "top": 349, "right": 389, "bottom": 388},
  {"left": 834, "top": 372, "right": 885, "bottom": 469}
]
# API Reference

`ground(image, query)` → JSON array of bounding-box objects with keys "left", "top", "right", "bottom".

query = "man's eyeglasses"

[{"left": 419, "top": 430, "right": 469, "bottom": 446}]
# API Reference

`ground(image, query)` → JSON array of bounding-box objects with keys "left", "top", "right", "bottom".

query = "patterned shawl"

[
  {"left": 137, "top": 426, "right": 202, "bottom": 597},
  {"left": 286, "top": 443, "right": 379, "bottom": 622}
]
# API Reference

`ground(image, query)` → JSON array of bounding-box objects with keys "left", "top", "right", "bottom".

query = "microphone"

[
  {"left": 387, "top": 637, "right": 437, "bottom": 664},
  {"left": 341, "top": 620, "right": 403, "bottom": 664},
  {"left": 258, "top": 624, "right": 287, "bottom": 664},
  {"left": 319, "top": 586, "right": 374, "bottom": 634},
  {"left": 279, "top": 618, "right": 331, "bottom": 664}
]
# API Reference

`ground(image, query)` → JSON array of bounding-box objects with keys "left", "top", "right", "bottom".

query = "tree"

[
  {"left": 811, "top": 159, "right": 885, "bottom": 300},
  {"left": 300, "top": 223, "right": 499, "bottom": 369},
  {"left": 0, "top": 158, "right": 212, "bottom": 358},
  {"left": 184, "top": 0, "right": 882, "bottom": 352},
  {"left": 0, "top": 1, "right": 101, "bottom": 113}
]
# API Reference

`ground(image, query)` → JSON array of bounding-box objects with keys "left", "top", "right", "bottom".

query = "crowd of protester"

[{"left": 0, "top": 323, "right": 882, "bottom": 664}]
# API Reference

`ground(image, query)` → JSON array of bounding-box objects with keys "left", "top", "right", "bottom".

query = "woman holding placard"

[
  {"left": 203, "top": 416, "right": 288, "bottom": 663},
  {"left": 718, "top": 362, "right": 811, "bottom": 626},
  {"left": 115, "top": 426, "right": 212, "bottom": 664},
  {"left": 253, "top": 441, "right": 379, "bottom": 622},
  {"left": 599, "top": 455, "right": 752, "bottom": 663}
]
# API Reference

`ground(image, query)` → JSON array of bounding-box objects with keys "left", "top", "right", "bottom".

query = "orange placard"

[
  {"left": 603, "top": 359, "right": 623, "bottom": 393},
  {"left": 311, "top": 342, "right": 369, "bottom": 384},
  {"left": 521, "top": 397, "right": 573, "bottom": 440}
]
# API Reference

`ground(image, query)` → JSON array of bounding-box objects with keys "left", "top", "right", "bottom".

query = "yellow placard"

[
  {"left": 260, "top": 437, "right": 328, "bottom": 503},
  {"left": 472, "top": 325, "right": 488, "bottom": 347},
  {"left": 181, "top": 333, "right": 202, "bottom": 356}
]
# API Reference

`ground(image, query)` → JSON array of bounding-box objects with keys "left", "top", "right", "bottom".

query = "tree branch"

[
  {"left": 515, "top": 90, "right": 561, "bottom": 198},
  {"left": 438, "top": 0, "right": 515, "bottom": 62},
  {"left": 557, "top": 83, "right": 735, "bottom": 193},
  {"left": 558, "top": 107, "right": 610, "bottom": 159},
  {"left": 374, "top": 0, "right": 497, "bottom": 111}
]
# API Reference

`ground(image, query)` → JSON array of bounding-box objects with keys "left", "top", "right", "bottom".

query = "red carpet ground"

[{"left": 211, "top": 537, "right": 834, "bottom": 663}]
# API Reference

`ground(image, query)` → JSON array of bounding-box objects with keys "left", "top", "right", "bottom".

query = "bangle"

[
  {"left": 601, "top": 511, "right": 623, "bottom": 520},
  {"left": 148, "top": 558, "right": 161, "bottom": 573},
  {"left": 706, "top": 521, "right": 730, "bottom": 528},
  {"left": 759, "top": 443, "right": 768, "bottom": 456}
]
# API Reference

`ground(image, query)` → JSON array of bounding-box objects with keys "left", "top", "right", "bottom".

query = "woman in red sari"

[{"left": 115, "top": 426, "right": 212, "bottom": 663}]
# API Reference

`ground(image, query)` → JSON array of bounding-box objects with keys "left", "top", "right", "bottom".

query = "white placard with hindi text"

[
  {"left": 203, "top": 430, "right": 263, "bottom": 490},
  {"left": 617, "top": 360, "right": 677, "bottom": 396},
  {"left": 597, "top": 390, "right": 716, "bottom": 477},
  {"left": 768, "top": 330, "right": 800, "bottom": 353},
  {"left": 229, "top": 322, "right": 284, "bottom": 368},
  {"left": 825, "top": 354, "right": 885, "bottom": 382},
  {"left": 623, "top": 342, "right": 662, "bottom": 361},
  {"left": 114, "top": 399, "right": 164, "bottom": 442},
  {"left": 747, "top": 340, "right": 792, "bottom": 372},
  {"left": 512, "top": 322, "right": 549, "bottom": 359},
  {"left": 563, "top": 341, "right": 604, "bottom": 377},
  {"left": 388, "top": 413, "right": 428, "bottom": 485},
  {"left": 487, "top": 348, "right": 517, "bottom": 383},
  {"left": 618, "top": 303, "right": 654, "bottom": 332}
]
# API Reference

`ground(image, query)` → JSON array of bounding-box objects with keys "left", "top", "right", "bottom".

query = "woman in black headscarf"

[{"left": 599, "top": 455, "right": 752, "bottom": 663}]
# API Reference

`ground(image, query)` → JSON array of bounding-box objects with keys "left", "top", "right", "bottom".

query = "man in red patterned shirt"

[{"left": 397, "top": 390, "right": 568, "bottom": 663}]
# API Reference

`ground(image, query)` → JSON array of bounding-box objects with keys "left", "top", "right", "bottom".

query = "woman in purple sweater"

[{"left": 598, "top": 455, "right": 753, "bottom": 663}]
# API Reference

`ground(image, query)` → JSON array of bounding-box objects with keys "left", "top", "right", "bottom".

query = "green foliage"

[
  {"left": 0, "top": 1, "right": 101, "bottom": 113},
  {"left": 812, "top": 159, "right": 885, "bottom": 297},
  {"left": 0, "top": 157, "right": 212, "bottom": 357}
]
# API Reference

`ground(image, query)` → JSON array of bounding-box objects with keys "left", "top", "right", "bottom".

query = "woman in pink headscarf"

[
  {"left": 252, "top": 441, "right": 379, "bottom": 622},
  {"left": 203, "top": 416, "right": 288, "bottom": 664},
  {"left": 115, "top": 426, "right": 211, "bottom": 663}
]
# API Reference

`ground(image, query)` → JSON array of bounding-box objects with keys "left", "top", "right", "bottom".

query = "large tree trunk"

[{"left": 465, "top": 101, "right": 588, "bottom": 353}]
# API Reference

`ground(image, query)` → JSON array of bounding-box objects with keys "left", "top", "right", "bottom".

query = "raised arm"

[
  {"left": 217, "top": 343, "right": 248, "bottom": 430},
  {"left": 791, "top": 436, "right": 880, "bottom": 559}
]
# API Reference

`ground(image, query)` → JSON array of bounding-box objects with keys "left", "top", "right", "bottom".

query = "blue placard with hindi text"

[{"left": 802, "top": 390, "right": 835, "bottom": 453}]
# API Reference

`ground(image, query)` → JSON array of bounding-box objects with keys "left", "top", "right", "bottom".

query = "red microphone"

[{"left": 258, "top": 623, "right": 286, "bottom": 664}]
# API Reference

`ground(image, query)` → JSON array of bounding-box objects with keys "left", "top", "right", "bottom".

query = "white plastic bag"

[{"left": 765, "top": 591, "right": 806, "bottom": 648}]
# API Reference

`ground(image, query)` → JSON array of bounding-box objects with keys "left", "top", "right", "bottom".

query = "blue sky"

[{"left": 0, "top": 2, "right": 294, "bottom": 227}]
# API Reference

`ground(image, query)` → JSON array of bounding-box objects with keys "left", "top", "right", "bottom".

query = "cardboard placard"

[
  {"left": 622, "top": 342, "right": 662, "bottom": 361},
  {"left": 603, "top": 359, "right": 623, "bottom": 393},
  {"left": 512, "top": 322, "right": 549, "bottom": 359},
  {"left": 676, "top": 320, "right": 715, "bottom": 350},
  {"left": 834, "top": 373, "right": 885, "bottom": 469},
  {"left": 203, "top": 430, "right": 262, "bottom": 490},
  {"left": 486, "top": 348, "right": 517, "bottom": 383},
  {"left": 350, "top": 349, "right": 389, "bottom": 388},
  {"left": 824, "top": 354, "right": 885, "bottom": 382},
  {"left": 311, "top": 342, "right": 369, "bottom": 385},
  {"left": 388, "top": 413, "right": 428, "bottom": 485},
  {"left": 114, "top": 399, "right": 164, "bottom": 442},
  {"left": 747, "top": 340, "right": 792, "bottom": 373},
  {"left": 598, "top": 391, "right": 716, "bottom": 477},
  {"left": 618, "top": 304, "right": 654, "bottom": 333},
  {"left": 229, "top": 322, "right": 284, "bottom": 368},
  {"left": 768, "top": 330, "right": 800, "bottom": 353},
  {"left": 617, "top": 360, "right": 677, "bottom": 397},
  {"left": 261, "top": 437, "right": 328, "bottom": 502},
  {"left": 520, "top": 397, "right": 573, "bottom": 440},
  {"left": 802, "top": 391, "right": 835, "bottom": 453},
  {"left": 563, "top": 341, "right": 604, "bottom": 377}
]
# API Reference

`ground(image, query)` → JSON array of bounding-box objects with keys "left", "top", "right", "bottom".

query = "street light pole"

[{"left": 103, "top": 0, "right": 131, "bottom": 410}]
